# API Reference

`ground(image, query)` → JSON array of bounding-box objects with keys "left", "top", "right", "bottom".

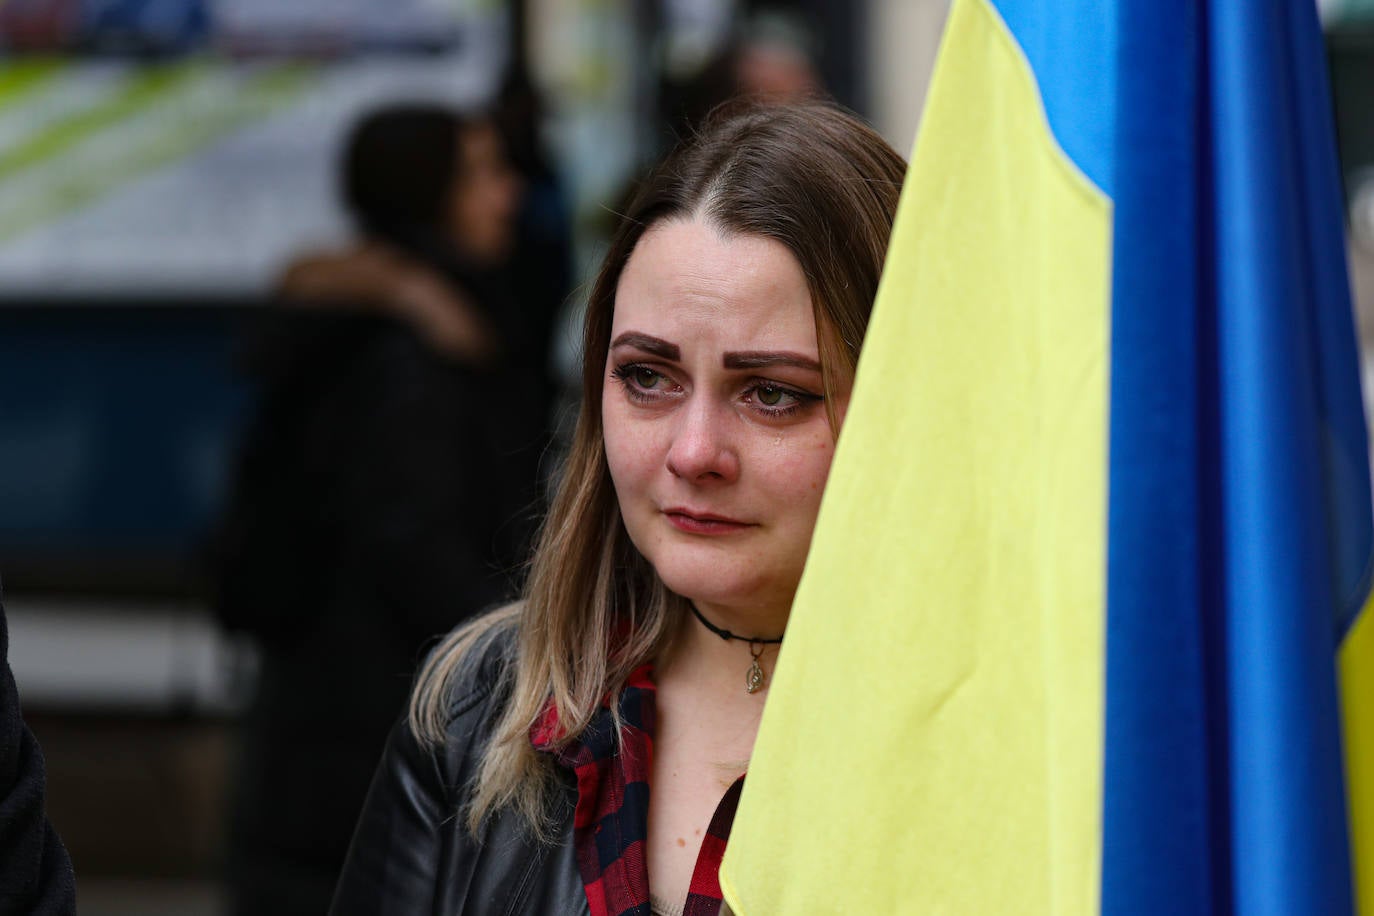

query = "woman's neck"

[{"left": 658, "top": 602, "right": 787, "bottom": 700}]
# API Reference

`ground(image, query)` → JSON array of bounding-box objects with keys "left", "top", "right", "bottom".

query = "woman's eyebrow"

[
  {"left": 723, "top": 351, "right": 822, "bottom": 372},
  {"left": 610, "top": 332, "right": 679, "bottom": 360}
]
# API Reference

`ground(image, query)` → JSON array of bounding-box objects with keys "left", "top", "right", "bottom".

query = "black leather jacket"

[{"left": 330, "top": 627, "right": 589, "bottom": 915}]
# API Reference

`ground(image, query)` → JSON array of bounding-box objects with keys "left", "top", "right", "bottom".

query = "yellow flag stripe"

[
  {"left": 720, "top": 0, "right": 1111, "bottom": 910},
  {"left": 1342, "top": 601, "right": 1374, "bottom": 913}
]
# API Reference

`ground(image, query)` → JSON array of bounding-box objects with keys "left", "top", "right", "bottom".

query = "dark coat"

[
  {"left": 330, "top": 623, "right": 586, "bottom": 915},
  {"left": 0, "top": 582, "right": 76, "bottom": 916},
  {"left": 212, "top": 297, "right": 550, "bottom": 914}
]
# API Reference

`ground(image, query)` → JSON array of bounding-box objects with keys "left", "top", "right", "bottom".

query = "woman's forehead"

[{"left": 610, "top": 218, "right": 817, "bottom": 354}]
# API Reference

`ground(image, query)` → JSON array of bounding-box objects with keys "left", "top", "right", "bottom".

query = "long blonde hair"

[{"left": 409, "top": 100, "right": 907, "bottom": 836}]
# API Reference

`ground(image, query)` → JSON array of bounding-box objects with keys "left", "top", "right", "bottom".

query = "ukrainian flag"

[{"left": 720, "top": 0, "right": 1374, "bottom": 912}]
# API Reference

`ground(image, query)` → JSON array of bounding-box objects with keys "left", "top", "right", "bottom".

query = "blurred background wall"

[{"left": 1, "top": 0, "right": 1372, "bottom": 912}]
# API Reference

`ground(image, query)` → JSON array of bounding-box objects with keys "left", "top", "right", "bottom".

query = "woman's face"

[
  {"left": 602, "top": 217, "right": 849, "bottom": 621},
  {"left": 445, "top": 121, "right": 522, "bottom": 265}
]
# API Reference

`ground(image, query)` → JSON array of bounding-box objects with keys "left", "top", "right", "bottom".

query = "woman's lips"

[{"left": 663, "top": 509, "right": 754, "bottom": 535}]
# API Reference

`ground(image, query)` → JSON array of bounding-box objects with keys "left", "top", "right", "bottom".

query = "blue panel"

[
  {"left": 81, "top": 0, "right": 210, "bottom": 50},
  {"left": 991, "top": 0, "right": 1118, "bottom": 195},
  {"left": 0, "top": 307, "right": 254, "bottom": 556}
]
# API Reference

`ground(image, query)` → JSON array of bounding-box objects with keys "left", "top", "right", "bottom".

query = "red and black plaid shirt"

[{"left": 531, "top": 665, "right": 742, "bottom": 916}]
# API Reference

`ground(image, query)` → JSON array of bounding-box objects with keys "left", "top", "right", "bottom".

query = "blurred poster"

[
  {"left": 214, "top": 0, "right": 470, "bottom": 54},
  {"left": 1, "top": 0, "right": 210, "bottom": 52},
  {"left": 0, "top": 0, "right": 476, "bottom": 52},
  {"left": 0, "top": 3, "right": 505, "bottom": 298}
]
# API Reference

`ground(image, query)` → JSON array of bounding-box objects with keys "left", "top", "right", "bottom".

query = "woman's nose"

[{"left": 665, "top": 398, "right": 740, "bottom": 483}]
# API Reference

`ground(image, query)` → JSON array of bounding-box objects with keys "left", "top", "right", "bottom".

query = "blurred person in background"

[
  {"left": 659, "top": 7, "right": 822, "bottom": 146},
  {"left": 596, "top": 7, "right": 825, "bottom": 250},
  {"left": 0, "top": 582, "right": 76, "bottom": 916},
  {"left": 209, "top": 103, "right": 556, "bottom": 916}
]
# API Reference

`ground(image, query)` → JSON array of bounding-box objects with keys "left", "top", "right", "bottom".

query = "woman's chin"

[{"left": 656, "top": 566, "right": 790, "bottom": 621}]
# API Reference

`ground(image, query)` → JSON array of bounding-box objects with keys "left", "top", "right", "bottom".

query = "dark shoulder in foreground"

[{"left": 0, "top": 584, "right": 76, "bottom": 915}]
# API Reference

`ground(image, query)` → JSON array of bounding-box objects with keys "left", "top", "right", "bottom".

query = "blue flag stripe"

[
  {"left": 1102, "top": 2, "right": 1227, "bottom": 912},
  {"left": 1214, "top": 3, "right": 1356, "bottom": 912},
  {"left": 1103, "top": 0, "right": 1370, "bottom": 912}
]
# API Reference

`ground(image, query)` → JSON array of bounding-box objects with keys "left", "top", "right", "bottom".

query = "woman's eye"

[
  {"left": 756, "top": 385, "right": 785, "bottom": 406},
  {"left": 743, "top": 381, "right": 822, "bottom": 416},
  {"left": 611, "top": 363, "right": 675, "bottom": 401}
]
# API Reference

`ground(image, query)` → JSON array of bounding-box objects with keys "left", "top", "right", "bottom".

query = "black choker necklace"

[{"left": 689, "top": 605, "right": 784, "bottom": 694}]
